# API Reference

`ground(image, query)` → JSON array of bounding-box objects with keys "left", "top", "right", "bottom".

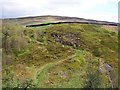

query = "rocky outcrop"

[{"left": 51, "top": 32, "right": 81, "bottom": 48}]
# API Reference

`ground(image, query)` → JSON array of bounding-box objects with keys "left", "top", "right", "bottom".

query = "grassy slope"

[{"left": 2, "top": 22, "right": 118, "bottom": 88}]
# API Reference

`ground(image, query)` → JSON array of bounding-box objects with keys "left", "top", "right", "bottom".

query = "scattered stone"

[{"left": 51, "top": 32, "right": 82, "bottom": 48}]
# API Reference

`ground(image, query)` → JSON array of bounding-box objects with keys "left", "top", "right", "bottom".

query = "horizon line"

[{"left": 1, "top": 15, "right": 118, "bottom": 23}]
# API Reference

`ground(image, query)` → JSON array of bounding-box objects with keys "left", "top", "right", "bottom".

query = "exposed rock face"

[
  {"left": 99, "top": 60, "right": 112, "bottom": 73},
  {"left": 103, "top": 63, "right": 112, "bottom": 72},
  {"left": 51, "top": 32, "right": 81, "bottom": 48}
]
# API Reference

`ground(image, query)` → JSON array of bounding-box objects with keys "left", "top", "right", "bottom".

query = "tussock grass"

[{"left": 2, "top": 23, "right": 118, "bottom": 88}]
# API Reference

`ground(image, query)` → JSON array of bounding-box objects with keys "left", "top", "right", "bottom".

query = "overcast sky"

[{"left": 0, "top": 0, "right": 119, "bottom": 22}]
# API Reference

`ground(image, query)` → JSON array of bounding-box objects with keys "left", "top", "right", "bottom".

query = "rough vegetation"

[{"left": 2, "top": 18, "right": 118, "bottom": 88}]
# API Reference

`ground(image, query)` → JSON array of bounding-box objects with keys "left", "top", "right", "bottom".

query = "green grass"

[
  {"left": 2, "top": 23, "right": 118, "bottom": 88},
  {"left": 35, "top": 63, "right": 54, "bottom": 88}
]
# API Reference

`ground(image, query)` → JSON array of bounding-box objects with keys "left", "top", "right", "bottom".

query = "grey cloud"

[{"left": 1, "top": 0, "right": 118, "bottom": 22}]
